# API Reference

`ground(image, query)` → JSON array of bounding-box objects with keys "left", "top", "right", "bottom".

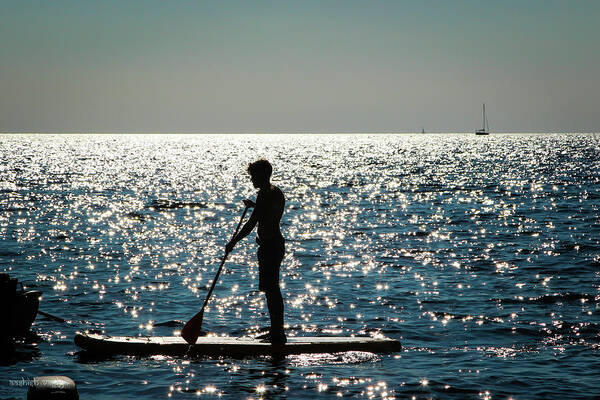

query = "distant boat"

[{"left": 475, "top": 103, "right": 490, "bottom": 135}]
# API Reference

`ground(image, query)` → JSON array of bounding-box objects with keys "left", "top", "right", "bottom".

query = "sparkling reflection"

[{"left": 1, "top": 133, "right": 599, "bottom": 399}]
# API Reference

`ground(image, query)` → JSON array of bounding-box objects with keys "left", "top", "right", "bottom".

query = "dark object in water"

[
  {"left": 148, "top": 199, "right": 208, "bottom": 210},
  {"left": 74, "top": 331, "right": 402, "bottom": 357},
  {"left": 27, "top": 376, "right": 79, "bottom": 400},
  {"left": 38, "top": 310, "right": 66, "bottom": 323},
  {"left": 0, "top": 273, "right": 41, "bottom": 343}
]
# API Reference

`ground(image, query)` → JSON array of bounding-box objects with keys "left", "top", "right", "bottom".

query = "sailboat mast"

[{"left": 482, "top": 103, "right": 486, "bottom": 131}]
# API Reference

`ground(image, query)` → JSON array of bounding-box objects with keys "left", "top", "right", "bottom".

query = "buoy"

[{"left": 27, "top": 376, "right": 78, "bottom": 400}]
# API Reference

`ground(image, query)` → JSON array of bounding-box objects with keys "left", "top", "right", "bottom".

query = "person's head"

[{"left": 247, "top": 159, "right": 272, "bottom": 188}]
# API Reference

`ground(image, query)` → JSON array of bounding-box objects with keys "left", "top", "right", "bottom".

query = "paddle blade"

[{"left": 181, "top": 310, "right": 204, "bottom": 345}]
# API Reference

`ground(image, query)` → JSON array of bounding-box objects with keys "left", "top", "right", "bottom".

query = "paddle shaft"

[
  {"left": 181, "top": 203, "right": 252, "bottom": 344},
  {"left": 198, "top": 204, "right": 249, "bottom": 313}
]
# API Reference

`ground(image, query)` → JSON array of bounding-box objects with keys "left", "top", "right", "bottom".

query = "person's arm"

[
  {"left": 225, "top": 210, "right": 258, "bottom": 253},
  {"left": 225, "top": 194, "right": 263, "bottom": 253}
]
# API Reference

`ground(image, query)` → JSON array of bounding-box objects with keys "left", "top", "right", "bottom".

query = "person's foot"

[{"left": 259, "top": 332, "right": 287, "bottom": 344}]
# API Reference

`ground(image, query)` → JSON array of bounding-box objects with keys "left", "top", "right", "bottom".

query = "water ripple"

[{"left": 1, "top": 133, "right": 599, "bottom": 399}]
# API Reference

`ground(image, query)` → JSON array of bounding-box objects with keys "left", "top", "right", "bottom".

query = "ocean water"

[{"left": 1, "top": 133, "right": 599, "bottom": 399}]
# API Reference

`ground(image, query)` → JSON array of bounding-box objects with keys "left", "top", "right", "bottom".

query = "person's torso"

[{"left": 257, "top": 185, "right": 285, "bottom": 242}]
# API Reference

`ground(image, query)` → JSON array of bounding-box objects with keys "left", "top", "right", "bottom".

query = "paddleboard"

[{"left": 74, "top": 332, "right": 401, "bottom": 357}]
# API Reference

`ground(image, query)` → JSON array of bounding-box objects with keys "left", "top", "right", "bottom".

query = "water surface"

[{"left": 1, "top": 133, "right": 599, "bottom": 399}]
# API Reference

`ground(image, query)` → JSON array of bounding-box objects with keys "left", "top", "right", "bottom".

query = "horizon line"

[{"left": 1, "top": 131, "right": 597, "bottom": 135}]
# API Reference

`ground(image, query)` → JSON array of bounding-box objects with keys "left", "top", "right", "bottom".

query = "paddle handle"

[{"left": 199, "top": 204, "right": 249, "bottom": 311}]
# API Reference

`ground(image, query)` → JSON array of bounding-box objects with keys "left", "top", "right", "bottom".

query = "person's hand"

[
  {"left": 225, "top": 240, "right": 235, "bottom": 254},
  {"left": 243, "top": 199, "right": 256, "bottom": 208}
]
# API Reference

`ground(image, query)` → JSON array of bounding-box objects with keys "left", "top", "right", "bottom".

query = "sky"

[{"left": 1, "top": 0, "right": 599, "bottom": 133}]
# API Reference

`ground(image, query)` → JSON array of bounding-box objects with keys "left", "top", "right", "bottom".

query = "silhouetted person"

[{"left": 226, "top": 159, "right": 286, "bottom": 344}]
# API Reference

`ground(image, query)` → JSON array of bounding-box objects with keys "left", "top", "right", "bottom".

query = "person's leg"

[
  {"left": 265, "top": 286, "right": 285, "bottom": 342},
  {"left": 258, "top": 241, "right": 286, "bottom": 343}
]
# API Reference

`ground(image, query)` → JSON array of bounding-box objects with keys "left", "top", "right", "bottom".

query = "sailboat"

[{"left": 475, "top": 103, "right": 490, "bottom": 135}]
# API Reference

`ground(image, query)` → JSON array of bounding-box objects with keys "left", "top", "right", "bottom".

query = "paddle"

[
  {"left": 38, "top": 309, "right": 67, "bottom": 323},
  {"left": 181, "top": 202, "right": 251, "bottom": 345}
]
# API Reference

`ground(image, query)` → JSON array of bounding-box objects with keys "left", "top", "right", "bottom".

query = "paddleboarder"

[{"left": 225, "top": 159, "right": 287, "bottom": 344}]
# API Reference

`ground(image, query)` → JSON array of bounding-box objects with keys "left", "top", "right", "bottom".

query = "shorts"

[{"left": 257, "top": 236, "right": 285, "bottom": 292}]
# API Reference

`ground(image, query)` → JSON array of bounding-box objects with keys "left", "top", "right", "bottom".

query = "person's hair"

[{"left": 247, "top": 158, "right": 272, "bottom": 181}]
